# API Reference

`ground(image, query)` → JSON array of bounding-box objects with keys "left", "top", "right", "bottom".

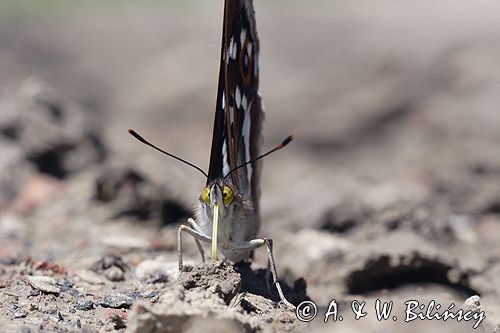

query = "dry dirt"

[{"left": 0, "top": 1, "right": 500, "bottom": 332}]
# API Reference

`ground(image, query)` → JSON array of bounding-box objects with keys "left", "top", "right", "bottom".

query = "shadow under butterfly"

[{"left": 129, "top": 0, "right": 293, "bottom": 307}]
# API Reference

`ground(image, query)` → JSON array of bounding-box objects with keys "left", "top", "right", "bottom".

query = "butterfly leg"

[
  {"left": 264, "top": 239, "right": 273, "bottom": 291},
  {"left": 187, "top": 218, "right": 206, "bottom": 263},
  {"left": 177, "top": 222, "right": 211, "bottom": 271},
  {"left": 231, "top": 238, "right": 294, "bottom": 308}
]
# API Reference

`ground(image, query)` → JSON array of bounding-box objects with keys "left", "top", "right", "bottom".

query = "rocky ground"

[{"left": 0, "top": 1, "right": 499, "bottom": 332}]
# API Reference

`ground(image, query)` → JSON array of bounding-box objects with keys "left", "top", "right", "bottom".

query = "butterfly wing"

[{"left": 207, "top": 0, "right": 263, "bottom": 210}]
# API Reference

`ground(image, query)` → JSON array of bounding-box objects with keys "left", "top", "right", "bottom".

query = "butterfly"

[{"left": 129, "top": 0, "right": 293, "bottom": 306}]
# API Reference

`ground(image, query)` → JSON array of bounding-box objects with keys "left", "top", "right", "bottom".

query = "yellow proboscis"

[{"left": 211, "top": 202, "right": 219, "bottom": 261}]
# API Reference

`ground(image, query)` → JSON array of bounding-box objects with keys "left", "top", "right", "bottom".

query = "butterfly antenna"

[
  {"left": 223, "top": 135, "right": 294, "bottom": 179},
  {"left": 128, "top": 129, "right": 210, "bottom": 180}
]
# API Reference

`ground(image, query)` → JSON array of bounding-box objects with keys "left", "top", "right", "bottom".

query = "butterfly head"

[{"left": 198, "top": 179, "right": 242, "bottom": 224}]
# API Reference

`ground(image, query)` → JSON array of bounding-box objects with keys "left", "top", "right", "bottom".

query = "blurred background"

[{"left": 0, "top": 0, "right": 499, "bottom": 331}]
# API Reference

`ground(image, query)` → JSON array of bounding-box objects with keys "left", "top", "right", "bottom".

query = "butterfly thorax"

[{"left": 195, "top": 179, "right": 260, "bottom": 262}]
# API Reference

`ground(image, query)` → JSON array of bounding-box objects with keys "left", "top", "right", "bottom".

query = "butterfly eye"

[
  {"left": 222, "top": 185, "right": 234, "bottom": 205},
  {"left": 201, "top": 187, "right": 210, "bottom": 205}
]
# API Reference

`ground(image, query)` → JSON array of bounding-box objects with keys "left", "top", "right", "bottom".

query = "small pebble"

[
  {"left": 43, "top": 307, "right": 57, "bottom": 315},
  {"left": 106, "top": 312, "right": 126, "bottom": 330},
  {"left": 127, "top": 291, "right": 141, "bottom": 300},
  {"left": 104, "top": 266, "right": 125, "bottom": 282},
  {"left": 143, "top": 290, "right": 160, "bottom": 299},
  {"left": 29, "top": 290, "right": 41, "bottom": 297},
  {"left": 0, "top": 257, "right": 18, "bottom": 265},
  {"left": 3, "top": 290, "right": 21, "bottom": 298},
  {"left": 74, "top": 298, "right": 94, "bottom": 311},
  {"left": 91, "top": 255, "right": 128, "bottom": 273},
  {"left": 25, "top": 276, "right": 60, "bottom": 294},
  {"left": 463, "top": 295, "right": 482, "bottom": 312},
  {"left": 60, "top": 279, "right": 81, "bottom": 297},
  {"left": 97, "top": 294, "right": 133, "bottom": 309},
  {"left": 14, "top": 309, "right": 27, "bottom": 318}
]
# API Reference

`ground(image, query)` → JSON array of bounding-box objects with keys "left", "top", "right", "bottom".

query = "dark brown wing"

[{"left": 207, "top": 0, "right": 263, "bottom": 208}]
